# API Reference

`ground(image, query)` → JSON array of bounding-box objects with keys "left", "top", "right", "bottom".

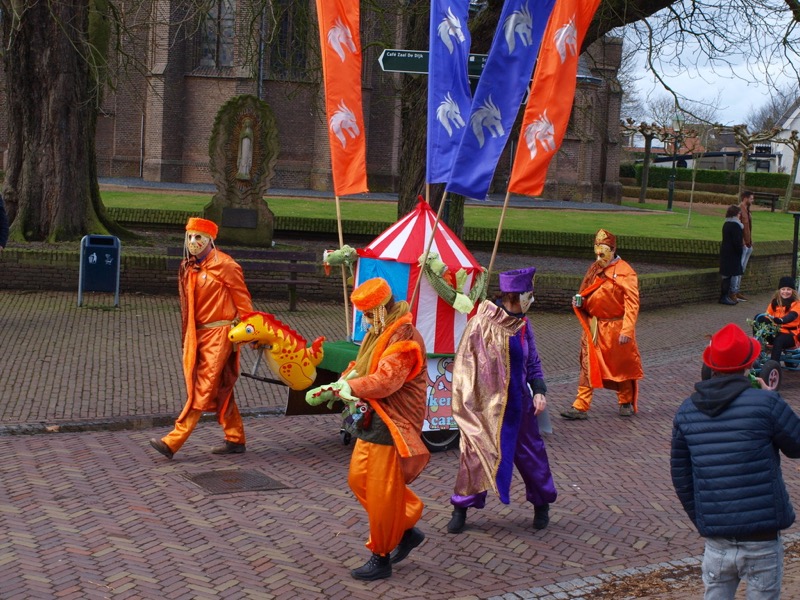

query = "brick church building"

[{"left": 0, "top": 1, "right": 623, "bottom": 203}]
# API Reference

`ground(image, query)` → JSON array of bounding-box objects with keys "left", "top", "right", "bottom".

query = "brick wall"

[{"left": 1, "top": 231, "right": 792, "bottom": 311}]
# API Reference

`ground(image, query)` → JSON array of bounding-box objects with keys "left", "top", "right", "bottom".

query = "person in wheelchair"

[{"left": 755, "top": 276, "right": 800, "bottom": 362}]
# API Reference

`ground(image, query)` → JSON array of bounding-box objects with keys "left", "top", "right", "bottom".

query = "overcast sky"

[{"left": 630, "top": 28, "right": 795, "bottom": 127}]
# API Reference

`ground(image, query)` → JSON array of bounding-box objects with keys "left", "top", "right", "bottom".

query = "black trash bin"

[{"left": 78, "top": 235, "right": 121, "bottom": 306}]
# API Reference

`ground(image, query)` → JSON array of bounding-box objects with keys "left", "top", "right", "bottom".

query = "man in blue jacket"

[{"left": 671, "top": 323, "right": 800, "bottom": 599}]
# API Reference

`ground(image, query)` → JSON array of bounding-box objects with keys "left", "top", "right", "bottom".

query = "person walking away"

[
  {"left": 754, "top": 276, "right": 800, "bottom": 362},
  {"left": 560, "top": 229, "right": 643, "bottom": 420},
  {"left": 730, "top": 190, "right": 754, "bottom": 301},
  {"left": 718, "top": 204, "right": 743, "bottom": 305},
  {"left": 447, "top": 267, "right": 557, "bottom": 534},
  {"left": 305, "top": 277, "right": 429, "bottom": 581},
  {"left": 149, "top": 217, "right": 253, "bottom": 459},
  {"left": 671, "top": 322, "right": 800, "bottom": 599}
]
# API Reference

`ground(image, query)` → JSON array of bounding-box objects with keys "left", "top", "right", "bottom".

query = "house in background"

[
  {"left": 776, "top": 99, "right": 800, "bottom": 183},
  {"left": 0, "top": 2, "right": 624, "bottom": 203},
  {"left": 623, "top": 125, "right": 782, "bottom": 173}
]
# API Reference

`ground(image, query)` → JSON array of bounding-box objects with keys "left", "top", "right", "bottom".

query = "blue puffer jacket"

[{"left": 671, "top": 374, "right": 800, "bottom": 538}]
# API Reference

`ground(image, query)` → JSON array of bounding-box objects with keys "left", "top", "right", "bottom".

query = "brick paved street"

[{"left": 2, "top": 289, "right": 800, "bottom": 599}]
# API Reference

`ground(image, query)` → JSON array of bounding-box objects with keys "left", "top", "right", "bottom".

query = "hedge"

[{"left": 631, "top": 165, "right": 791, "bottom": 190}]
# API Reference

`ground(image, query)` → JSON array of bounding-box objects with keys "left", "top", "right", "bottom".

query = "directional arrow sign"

[{"left": 378, "top": 49, "right": 488, "bottom": 78}]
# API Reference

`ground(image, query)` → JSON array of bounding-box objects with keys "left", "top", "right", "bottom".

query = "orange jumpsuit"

[
  {"left": 573, "top": 257, "right": 644, "bottom": 412},
  {"left": 162, "top": 249, "right": 253, "bottom": 453},
  {"left": 344, "top": 312, "right": 429, "bottom": 556}
]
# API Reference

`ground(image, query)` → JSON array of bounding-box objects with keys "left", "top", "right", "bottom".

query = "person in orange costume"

[
  {"left": 755, "top": 276, "right": 800, "bottom": 362},
  {"left": 306, "top": 277, "right": 429, "bottom": 581},
  {"left": 149, "top": 217, "right": 253, "bottom": 459},
  {"left": 561, "top": 228, "right": 643, "bottom": 420}
]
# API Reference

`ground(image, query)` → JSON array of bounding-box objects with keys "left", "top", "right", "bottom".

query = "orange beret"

[
  {"left": 186, "top": 217, "right": 218, "bottom": 239},
  {"left": 351, "top": 278, "right": 392, "bottom": 311}
]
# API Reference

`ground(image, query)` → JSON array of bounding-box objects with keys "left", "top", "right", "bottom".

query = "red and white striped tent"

[{"left": 352, "top": 199, "right": 483, "bottom": 354}]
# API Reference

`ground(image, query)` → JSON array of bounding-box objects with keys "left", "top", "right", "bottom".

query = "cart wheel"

[
  {"left": 340, "top": 429, "right": 352, "bottom": 446},
  {"left": 701, "top": 364, "right": 712, "bottom": 381},
  {"left": 421, "top": 429, "right": 460, "bottom": 453},
  {"left": 759, "top": 360, "right": 782, "bottom": 391}
]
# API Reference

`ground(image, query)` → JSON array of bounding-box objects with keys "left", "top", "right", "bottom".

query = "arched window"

[
  {"left": 199, "top": 0, "right": 235, "bottom": 68},
  {"left": 266, "top": 0, "right": 309, "bottom": 80}
]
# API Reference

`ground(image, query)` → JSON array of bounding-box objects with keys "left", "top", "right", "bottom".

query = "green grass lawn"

[{"left": 100, "top": 191, "right": 796, "bottom": 242}]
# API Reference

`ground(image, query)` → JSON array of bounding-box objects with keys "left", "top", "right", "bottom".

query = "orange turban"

[
  {"left": 186, "top": 217, "right": 218, "bottom": 239},
  {"left": 351, "top": 278, "right": 392, "bottom": 311}
]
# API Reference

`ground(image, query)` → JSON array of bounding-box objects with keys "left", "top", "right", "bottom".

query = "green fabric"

[{"left": 318, "top": 340, "right": 360, "bottom": 374}]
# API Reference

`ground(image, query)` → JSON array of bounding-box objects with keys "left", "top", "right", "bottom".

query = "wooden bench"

[
  {"left": 752, "top": 191, "right": 780, "bottom": 212},
  {"left": 166, "top": 247, "right": 318, "bottom": 311}
]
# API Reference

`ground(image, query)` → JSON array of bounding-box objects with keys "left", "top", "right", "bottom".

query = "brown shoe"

[
  {"left": 560, "top": 407, "right": 588, "bottom": 420},
  {"left": 735, "top": 293, "right": 748, "bottom": 302},
  {"left": 149, "top": 438, "right": 174, "bottom": 459},
  {"left": 619, "top": 403, "right": 634, "bottom": 417},
  {"left": 211, "top": 441, "right": 246, "bottom": 455}
]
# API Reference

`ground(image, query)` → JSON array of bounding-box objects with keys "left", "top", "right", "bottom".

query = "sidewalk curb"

[{"left": 0, "top": 406, "right": 284, "bottom": 436}]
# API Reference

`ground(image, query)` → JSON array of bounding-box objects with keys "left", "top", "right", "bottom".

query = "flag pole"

[
  {"left": 410, "top": 191, "right": 448, "bottom": 311},
  {"left": 487, "top": 190, "right": 512, "bottom": 281},
  {"left": 335, "top": 194, "right": 351, "bottom": 339}
]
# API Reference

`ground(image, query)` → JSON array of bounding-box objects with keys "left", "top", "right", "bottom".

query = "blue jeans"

[{"left": 702, "top": 536, "right": 783, "bottom": 600}]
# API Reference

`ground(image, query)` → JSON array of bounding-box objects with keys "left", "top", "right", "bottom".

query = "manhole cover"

[{"left": 184, "top": 469, "right": 289, "bottom": 494}]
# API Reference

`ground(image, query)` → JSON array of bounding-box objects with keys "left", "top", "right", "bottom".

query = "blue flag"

[
  {"left": 427, "top": 0, "right": 472, "bottom": 184},
  {"left": 445, "top": 0, "right": 557, "bottom": 199}
]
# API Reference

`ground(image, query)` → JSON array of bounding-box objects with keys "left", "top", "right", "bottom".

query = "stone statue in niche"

[
  {"left": 206, "top": 95, "right": 279, "bottom": 246},
  {"left": 236, "top": 118, "right": 254, "bottom": 180}
]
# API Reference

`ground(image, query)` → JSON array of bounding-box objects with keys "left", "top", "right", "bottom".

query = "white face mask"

[
  {"left": 186, "top": 231, "right": 212, "bottom": 256},
  {"left": 594, "top": 243, "right": 614, "bottom": 267},
  {"left": 519, "top": 291, "right": 534, "bottom": 313}
]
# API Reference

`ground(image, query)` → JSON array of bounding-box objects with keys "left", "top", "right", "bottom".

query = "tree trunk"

[
  {"left": 1, "top": 0, "right": 126, "bottom": 242},
  {"left": 784, "top": 152, "right": 800, "bottom": 213},
  {"left": 737, "top": 149, "right": 749, "bottom": 197},
  {"left": 639, "top": 135, "right": 653, "bottom": 203}
]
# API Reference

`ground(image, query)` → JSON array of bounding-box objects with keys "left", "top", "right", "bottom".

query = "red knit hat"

[
  {"left": 351, "top": 278, "right": 392, "bottom": 311},
  {"left": 185, "top": 217, "right": 218, "bottom": 239},
  {"left": 702, "top": 323, "right": 761, "bottom": 373}
]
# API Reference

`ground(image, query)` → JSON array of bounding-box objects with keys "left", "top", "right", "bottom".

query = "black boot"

[
  {"left": 211, "top": 441, "right": 246, "bottom": 454},
  {"left": 447, "top": 507, "right": 467, "bottom": 534},
  {"left": 351, "top": 553, "right": 391, "bottom": 581},
  {"left": 390, "top": 527, "right": 425, "bottom": 564},
  {"left": 533, "top": 504, "right": 550, "bottom": 530}
]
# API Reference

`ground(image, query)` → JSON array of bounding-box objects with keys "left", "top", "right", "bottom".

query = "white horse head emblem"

[
  {"left": 554, "top": 17, "right": 578, "bottom": 63},
  {"left": 524, "top": 110, "right": 556, "bottom": 159},
  {"left": 329, "top": 100, "right": 360, "bottom": 148},
  {"left": 437, "top": 7, "right": 466, "bottom": 54},
  {"left": 470, "top": 96, "right": 504, "bottom": 148},
  {"left": 503, "top": 4, "right": 533, "bottom": 53},
  {"left": 436, "top": 93, "right": 466, "bottom": 136},
  {"left": 327, "top": 17, "right": 357, "bottom": 62}
]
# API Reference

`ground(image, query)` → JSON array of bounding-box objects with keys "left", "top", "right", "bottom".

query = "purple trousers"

[{"left": 451, "top": 397, "right": 557, "bottom": 509}]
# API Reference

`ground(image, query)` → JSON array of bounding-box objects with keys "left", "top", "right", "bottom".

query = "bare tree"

[
  {"left": 619, "top": 41, "right": 645, "bottom": 121},
  {"left": 732, "top": 124, "right": 781, "bottom": 194},
  {"left": 621, "top": 119, "right": 663, "bottom": 203},
  {"left": 746, "top": 83, "right": 799, "bottom": 131},
  {"left": 773, "top": 130, "right": 800, "bottom": 212}
]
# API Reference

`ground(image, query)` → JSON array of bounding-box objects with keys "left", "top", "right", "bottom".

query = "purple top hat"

[{"left": 499, "top": 267, "right": 536, "bottom": 293}]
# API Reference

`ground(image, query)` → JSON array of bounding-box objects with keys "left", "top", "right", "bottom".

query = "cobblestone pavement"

[{"left": 2, "top": 288, "right": 800, "bottom": 599}]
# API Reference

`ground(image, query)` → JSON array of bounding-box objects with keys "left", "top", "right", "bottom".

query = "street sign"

[{"left": 378, "top": 49, "right": 488, "bottom": 78}]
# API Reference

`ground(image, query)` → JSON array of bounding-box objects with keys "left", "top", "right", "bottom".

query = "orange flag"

[
  {"left": 507, "top": 0, "right": 602, "bottom": 197},
  {"left": 315, "top": 0, "right": 368, "bottom": 196}
]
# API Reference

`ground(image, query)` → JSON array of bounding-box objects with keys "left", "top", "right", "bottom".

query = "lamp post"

[{"left": 667, "top": 113, "right": 685, "bottom": 211}]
